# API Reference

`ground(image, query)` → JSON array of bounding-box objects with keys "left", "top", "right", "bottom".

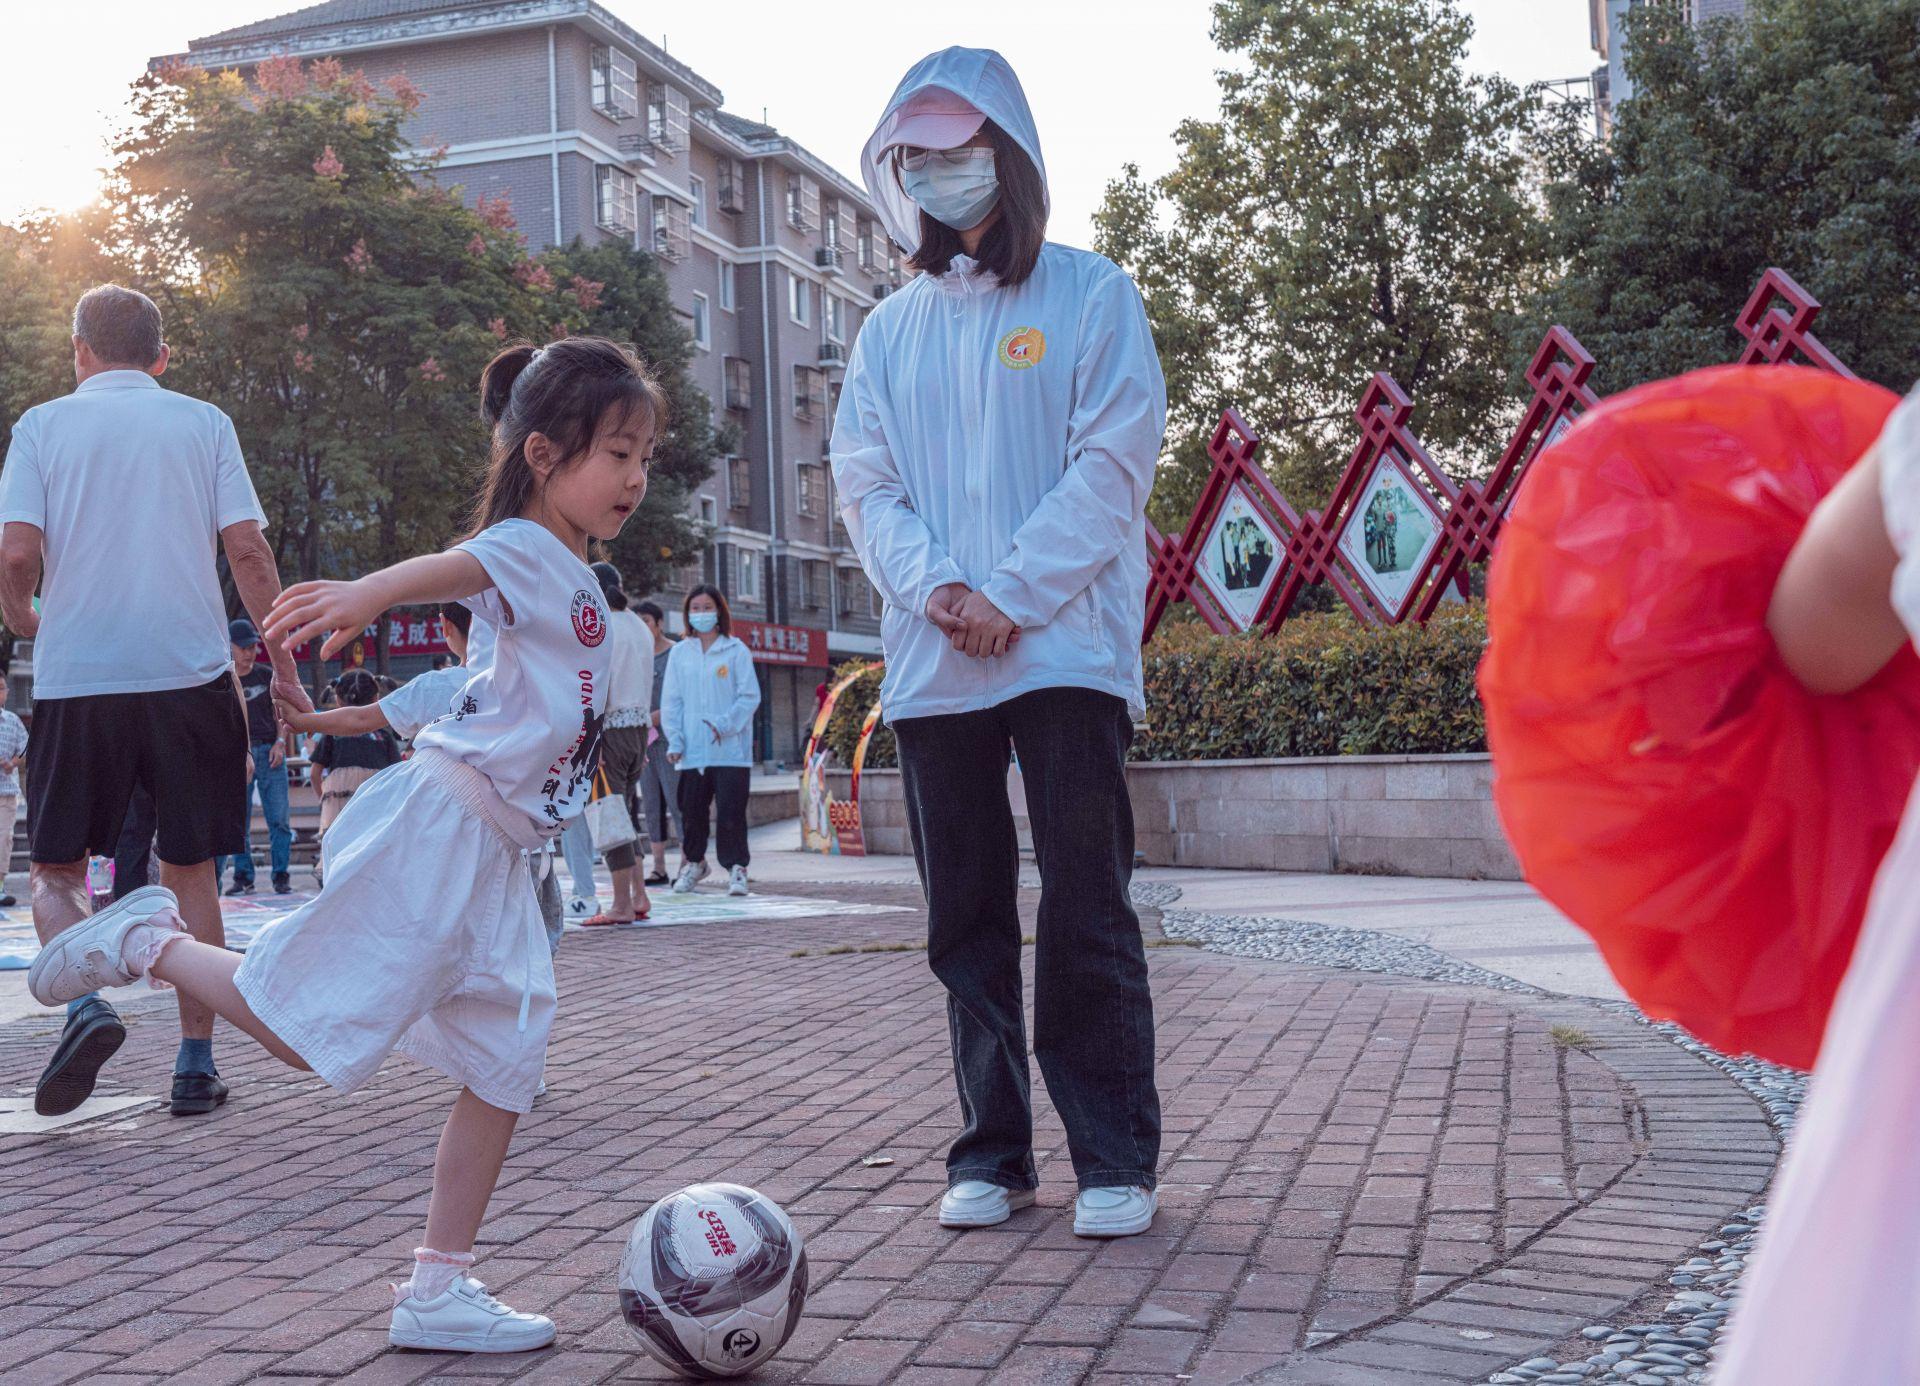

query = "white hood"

[{"left": 860, "top": 46, "right": 1050, "bottom": 257}]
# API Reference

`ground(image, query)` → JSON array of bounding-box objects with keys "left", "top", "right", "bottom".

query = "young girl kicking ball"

[{"left": 26, "top": 335, "right": 663, "bottom": 1353}]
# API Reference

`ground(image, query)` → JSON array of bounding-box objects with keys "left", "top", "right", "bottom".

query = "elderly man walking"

[{"left": 0, "top": 285, "right": 307, "bottom": 1117}]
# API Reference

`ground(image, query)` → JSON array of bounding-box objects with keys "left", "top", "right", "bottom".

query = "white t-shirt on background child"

[
  {"left": 411, "top": 519, "right": 611, "bottom": 835},
  {"left": 380, "top": 665, "right": 472, "bottom": 742}
]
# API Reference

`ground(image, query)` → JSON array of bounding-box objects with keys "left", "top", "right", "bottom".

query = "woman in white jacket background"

[
  {"left": 660, "top": 584, "right": 760, "bottom": 896},
  {"left": 830, "top": 47, "right": 1169, "bottom": 1239}
]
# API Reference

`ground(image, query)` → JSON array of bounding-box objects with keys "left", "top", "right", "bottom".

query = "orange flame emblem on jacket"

[{"left": 997, "top": 326, "right": 1046, "bottom": 370}]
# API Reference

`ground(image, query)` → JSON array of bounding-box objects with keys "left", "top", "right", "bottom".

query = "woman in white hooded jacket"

[{"left": 831, "top": 46, "right": 1168, "bottom": 1239}]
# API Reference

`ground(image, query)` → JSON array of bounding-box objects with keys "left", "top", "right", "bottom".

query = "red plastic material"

[{"left": 1480, "top": 364, "right": 1915, "bottom": 1069}]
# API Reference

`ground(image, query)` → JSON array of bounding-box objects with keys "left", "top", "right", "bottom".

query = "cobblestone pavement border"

[{"left": 0, "top": 882, "right": 1775, "bottom": 1384}]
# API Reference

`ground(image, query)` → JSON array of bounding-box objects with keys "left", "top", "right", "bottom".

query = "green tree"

[
  {"left": 1523, "top": 0, "right": 1920, "bottom": 393},
  {"left": 542, "top": 240, "right": 726, "bottom": 594},
  {"left": 0, "top": 209, "right": 123, "bottom": 454},
  {"left": 108, "top": 55, "right": 716, "bottom": 626},
  {"left": 1096, "top": 0, "right": 1546, "bottom": 528}
]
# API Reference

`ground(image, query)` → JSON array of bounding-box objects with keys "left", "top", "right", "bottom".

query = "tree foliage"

[
  {"left": 1522, "top": 0, "right": 1920, "bottom": 393},
  {"left": 1096, "top": 0, "right": 1545, "bottom": 528}
]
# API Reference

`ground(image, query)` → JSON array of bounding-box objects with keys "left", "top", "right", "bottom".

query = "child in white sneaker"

[{"left": 26, "top": 336, "right": 663, "bottom": 1353}]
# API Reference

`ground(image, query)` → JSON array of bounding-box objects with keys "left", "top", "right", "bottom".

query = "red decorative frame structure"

[{"left": 1142, "top": 267, "right": 1858, "bottom": 643}]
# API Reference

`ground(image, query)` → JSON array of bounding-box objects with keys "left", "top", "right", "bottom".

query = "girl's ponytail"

[{"left": 480, "top": 342, "right": 540, "bottom": 428}]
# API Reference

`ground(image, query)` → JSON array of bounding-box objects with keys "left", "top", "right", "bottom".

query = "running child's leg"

[{"left": 424, "top": 1089, "right": 520, "bottom": 1253}]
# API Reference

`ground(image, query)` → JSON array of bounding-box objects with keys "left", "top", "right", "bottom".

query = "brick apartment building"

[{"left": 159, "top": 0, "right": 906, "bottom": 763}]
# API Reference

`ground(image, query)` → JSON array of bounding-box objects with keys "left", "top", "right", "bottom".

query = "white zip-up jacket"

[
  {"left": 660, "top": 633, "right": 760, "bottom": 770},
  {"left": 834, "top": 47, "right": 1168, "bottom": 723}
]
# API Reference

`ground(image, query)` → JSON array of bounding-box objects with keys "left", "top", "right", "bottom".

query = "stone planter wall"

[{"left": 828, "top": 753, "right": 1517, "bottom": 880}]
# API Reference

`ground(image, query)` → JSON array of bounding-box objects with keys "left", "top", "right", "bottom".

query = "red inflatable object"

[{"left": 1481, "top": 365, "right": 1918, "bottom": 1069}]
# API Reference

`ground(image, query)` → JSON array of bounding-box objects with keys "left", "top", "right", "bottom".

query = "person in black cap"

[{"left": 221, "top": 617, "right": 293, "bottom": 897}]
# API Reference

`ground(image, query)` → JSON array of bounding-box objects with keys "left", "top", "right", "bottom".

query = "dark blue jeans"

[
  {"left": 223, "top": 744, "right": 291, "bottom": 886},
  {"left": 893, "top": 686, "right": 1160, "bottom": 1193}
]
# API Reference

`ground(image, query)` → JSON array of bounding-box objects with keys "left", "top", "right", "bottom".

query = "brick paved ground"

[{"left": 0, "top": 884, "right": 1775, "bottom": 1384}]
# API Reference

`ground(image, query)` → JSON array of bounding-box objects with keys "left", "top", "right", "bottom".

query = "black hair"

[
  {"left": 590, "top": 559, "right": 628, "bottom": 610},
  {"left": 473, "top": 336, "right": 670, "bottom": 535},
  {"left": 73, "top": 284, "right": 164, "bottom": 369},
  {"left": 335, "top": 668, "right": 381, "bottom": 707},
  {"left": 684, "top": 583, "right": 733, "bottom": 637},
  {"left": 636, "top": 600, "right": 665, "bottom": 624},
  {"left": 439, "top": 600, "right": 472, "bottom": 637},
  {"left": 904, "top": 119, "right": 1047, "bottom": 288}
]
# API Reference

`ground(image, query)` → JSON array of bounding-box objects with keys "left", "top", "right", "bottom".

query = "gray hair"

[{"left": 72, "top": 285, "right": 164, "bottom": 369}]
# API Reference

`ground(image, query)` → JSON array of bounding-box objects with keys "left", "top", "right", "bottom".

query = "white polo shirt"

[{"left": 0, "top": 371, "right": 266, "bottom": 700}]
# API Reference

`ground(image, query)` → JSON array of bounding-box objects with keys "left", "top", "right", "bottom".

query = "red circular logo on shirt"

[{"left": 571, "top": 590, "right": 606, "bottom": 647}]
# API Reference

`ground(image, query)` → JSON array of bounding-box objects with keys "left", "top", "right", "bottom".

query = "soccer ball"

[{"left": 618, "top": 1182, "right": 808, "bottom": 1378}]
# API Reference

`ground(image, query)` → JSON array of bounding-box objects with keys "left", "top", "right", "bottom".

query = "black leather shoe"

[
  {"left": 0, "top": 893, "right": 17, "bottom": 907},
  {"left": 272, "top": 873, "right": 291, "bottom": 894},
  {"left": 36, "top": 1001, "right": 127, "bottom": 1116},
  {"left": 645, "top": 871, "right": 670, "bottom": 886},
  {"left": 170, "top": 1071, "right": 229, "bottom": 1116},
  {"left": 223, "top": 880, "right": 251, "bottom": 897}
]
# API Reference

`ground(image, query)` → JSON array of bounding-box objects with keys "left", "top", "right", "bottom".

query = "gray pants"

[{"left": 638, "top": 731, "right": 682, "bottom": 847}]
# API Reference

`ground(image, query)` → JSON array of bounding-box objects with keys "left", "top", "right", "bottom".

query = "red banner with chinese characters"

[
  {"left": 282, "top": 609, "right": 452, "bottom": 664},
  {"left": 736, "top": 620, "right": 828, "bottom": 668}
]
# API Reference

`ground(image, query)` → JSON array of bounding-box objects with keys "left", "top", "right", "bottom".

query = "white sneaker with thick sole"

[
  {"left": 728, "top": 865, "right": 749, "bottom": 897},
  {"left": 939, "top": 1180, "right": 1037, "bottom": 1229},
  {"left": 565, "top": 896, "right": 600, "bottom": 921},
  {"left": 28, "top": 886, "right": 180, "bottom": 1005},
  {"left": 672, "top": 861, "right": 710, "bottom": 894},
  {"left": 389, "top": 1275, "right": 555, "bottom": 1353},
  {"left": 1073, "top": 1185, "right": 1156, "bottom": 1238}
]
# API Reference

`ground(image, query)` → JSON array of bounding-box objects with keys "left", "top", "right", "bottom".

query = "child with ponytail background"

[{"left": 26, "top": 336, "right": 665, "bottom": 1354}]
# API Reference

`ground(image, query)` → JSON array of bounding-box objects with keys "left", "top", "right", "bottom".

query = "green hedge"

[
  {"left": 1133, "top": 606, "right": 1486, "bottom": 760},
  {"left": 817, "top": 605, "right": 1487, "bottom": 770}
]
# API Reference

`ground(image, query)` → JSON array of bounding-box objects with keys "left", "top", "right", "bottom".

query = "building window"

[
  {"left": 788, "top": 272, "right": 810, "bottom": 327},
  {"left": 857, "top": 219, "right": 882, "bottom": 273},
  {"left": 718, "top": 158, "right": 746, "bottom": 213},
  {"left": 869, "top": 580, "right": 885, "bottom": 619},
  {"left": 837, "top": 568, "right": 864, "bottom": 616},
  {"left": 698, "top": 495, "right": 717, "bottom": 525},
  {"left": 652, "top": 196, "right": 691, "bottom": 262},
  {"left": 825, "top": 295, "right": 847, "bottom": 344},
  {"left": 691, "top": 292, "right": 710, "bottom": 351},
  {"left": 797, "top": 463, "right": 819, "bottom": 518},
  {"left": 799, "top": 559, "right": 825, "bottom": 609},
  {"left": 724, "top": 355, "right": 752, "bottom": 411},
  {"left": 792, "top": 365, "right": 825, "bottom": 419},
  {"left": 823, "top": 198, "right": 841, "bottom": 248},
  {"left": 595, "top": 165, "right": 636, "bottom": 234},
  {"left": 648, "top": 83, "right": 689, "bottom": 151},
  {"left": 736, "top": 548, "right": 761, "bottom": 602},
  {"left": 786, "top": 172, "right": 819, "bottom": 230},
  {"left": 728, "top": 455, "right": 753, "bottom": 509},
  {"left": 687, "top": 173, "right": 706, "bottom": 229},
  {"left": 590, "top": 45, "right": 639, "bottom": 120},
  {"left": 718, "top": 259, "right": 736, "bottom": 312}
]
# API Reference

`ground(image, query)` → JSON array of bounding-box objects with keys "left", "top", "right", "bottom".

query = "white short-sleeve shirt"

[
  {"left": 379, "top": 664, "right": 472, "bottom": 741},
  {"left": 411, "top": 520, "right": 611, "bottom": 834},
  {"left": 0, "top": 371, "right": 267, "bottom": 699}
]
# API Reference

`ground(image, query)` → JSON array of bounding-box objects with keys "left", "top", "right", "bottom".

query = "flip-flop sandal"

[{"left": 581, "top": 913, "right": 636, "bottom": 927}]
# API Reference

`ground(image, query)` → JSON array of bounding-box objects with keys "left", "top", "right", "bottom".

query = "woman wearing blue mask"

[
  {"left": 831, "top": 48, "right": 1170, "bottom": 1239},
  {"left": 660, "top": 585, "right": 760, "bottom": 896}
]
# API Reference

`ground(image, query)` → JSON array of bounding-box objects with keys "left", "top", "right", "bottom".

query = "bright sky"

[{"left": 0, "top": 1, "right": 1594, "bottom": 246}]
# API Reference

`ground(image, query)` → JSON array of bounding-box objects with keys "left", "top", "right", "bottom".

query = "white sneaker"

[
  {"left": 388, "top": 1274, "right": 555, "bottom": 1353},
  {"left": 727, "top": 865, "right": 749, "bottom": 897},
  {"left": 939, "top": 1180, "right": 1037, "bottom": 1229},
  {"left": 28, "top": 886, "right": 180, "bottom": 1005},
  {"left": 672, "top": 861, "right": 710, "bottom": 894},
  {"left": 565, "top": 896, "right": 599, "bottom": 920},
  {"left": 1073, "top": 1185, "right": 1156, "bottom": 1238}
]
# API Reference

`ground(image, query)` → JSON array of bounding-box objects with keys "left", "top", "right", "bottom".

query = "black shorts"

[{"left": 26, "top": 674, "right": 249, "bottom": 867}]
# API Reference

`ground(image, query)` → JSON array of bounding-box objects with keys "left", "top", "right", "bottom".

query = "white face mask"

[
  {"left": 689, "top": 610, "right": 718, "bottom": 633},
  {"left": 901, "top": 150, "right": 1001, "bottom": 231}
]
